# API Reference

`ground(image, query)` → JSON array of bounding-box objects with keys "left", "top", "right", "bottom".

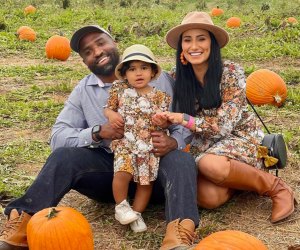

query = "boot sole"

[
  {"left": 0, "top": 241, "right": 29, "bottom": 250},
  {"left": 130, "top": 226, "right": 147, "bottom": 233},
  {"left": 115, "top": 214, "right": 139, "bottom": 225}
]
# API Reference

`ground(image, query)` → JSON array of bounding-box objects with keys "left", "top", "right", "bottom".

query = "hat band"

[{"left": 123, "top": 52, "right": 155, "bottom": 62}]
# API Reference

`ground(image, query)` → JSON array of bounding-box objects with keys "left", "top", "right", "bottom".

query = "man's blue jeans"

[{"left": 5, "top": 147, "right": 200, "bottom": 226}]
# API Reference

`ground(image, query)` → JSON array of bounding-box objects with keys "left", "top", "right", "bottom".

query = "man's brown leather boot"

[
  {"left": 0, "top": 209, "right": 31, "bottom": 250},
  {"left": 160, "top": 219, "right": 197, "bottom": 250}
]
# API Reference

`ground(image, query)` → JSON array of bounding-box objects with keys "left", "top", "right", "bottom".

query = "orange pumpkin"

[
  {"left": 195, "top": 230, "right": 268, "bottom": 250},
  {"left": 27, "top": 207, "right": 94, "bottom": 250},
  {"left": 17, "top": 26, "right": 31, "bottom": 34},
  {"left": 211, "top": 7, "right": 224, "bottom": 17},
  {"left": 226, "top": 17, "right": 241, "bottom": 28},
  {"left": 24, "top": 5, "right": 36, "bottom": 15},
  {"left": 16, "top": 26, "right": 36, "bottom": 42},
  {"left": 246, "top": 69, "right": 287, "bottom": 107},
  {"left": 287, "top": 17, "right": 298, "bottom": 24},
  {"left": 45, "top": 35, "right": 71, "bottom": 61}
]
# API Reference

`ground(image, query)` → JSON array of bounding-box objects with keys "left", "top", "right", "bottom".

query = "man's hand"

[
  {"left": 100, "top": 122, "right": 124, "bottom": 140},
  {"left": 109, "top": 112, "right": 124, "bottom": 129},
  {"left": 104, "top": 108, "right": 124, "bottom": 129},
  {"left": 151, "top": 131, "right": 177, "bottom": 157}
]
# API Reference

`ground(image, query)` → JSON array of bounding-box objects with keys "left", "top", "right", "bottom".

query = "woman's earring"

[{"left": 180, "top": 51, "right": 188, "bottom": 65}]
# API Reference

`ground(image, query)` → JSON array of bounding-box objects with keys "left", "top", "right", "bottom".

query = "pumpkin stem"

[
  {"left": 46, "top": 207, "right": 61, "bottom": 220},
  {"left": 273, "top": 93, "right": 282, "bottom": 104}
]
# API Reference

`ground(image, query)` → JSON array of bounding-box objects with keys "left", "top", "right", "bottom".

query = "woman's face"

[{"left": 181, "top": 28, "right": 211, "bottom": 67}]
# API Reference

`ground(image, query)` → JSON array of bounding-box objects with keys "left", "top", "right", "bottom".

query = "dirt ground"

[{"left": 0, "top": 56, "right": 299, "bottom": 250}]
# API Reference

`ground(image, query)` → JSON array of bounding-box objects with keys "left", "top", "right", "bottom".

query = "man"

[{"left": 0, "top": 25, "right": 199, "bottom": 250}]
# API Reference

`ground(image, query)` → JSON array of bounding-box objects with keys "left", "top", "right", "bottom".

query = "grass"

[
  {"left": 0, "top": 88, "right": 63, "bottom": 129},
  {"left": 0, "top": 0, "right": 299, "bottom": 59},
  {"left": 0, "top": 0, "right": 299, "bottom": 249}
]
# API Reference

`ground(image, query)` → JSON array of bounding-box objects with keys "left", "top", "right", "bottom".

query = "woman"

[{"left": 163, "top": 11, "right": 296, "bottom": 224}]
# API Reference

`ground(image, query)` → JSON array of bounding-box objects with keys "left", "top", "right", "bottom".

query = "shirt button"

[{"left": 85, "top": 141, "right": 88, "bottom": 144}]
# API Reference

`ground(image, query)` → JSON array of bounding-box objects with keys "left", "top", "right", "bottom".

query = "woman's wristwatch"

[{"left": 182, "top": 113, "right": 190, "bottom": 126}]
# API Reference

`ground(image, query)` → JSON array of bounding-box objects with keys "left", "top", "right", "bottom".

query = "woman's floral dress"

[
  {"left": 107, "top": 80, "right": 171, "bottom": 185},
  {"left": 189, "top": 61, "right": 264, "bottom": 169}
]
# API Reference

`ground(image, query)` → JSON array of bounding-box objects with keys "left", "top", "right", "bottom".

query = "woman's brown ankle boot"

[{"left": 218, "top": 159, "right": 296, "bottom": 223}]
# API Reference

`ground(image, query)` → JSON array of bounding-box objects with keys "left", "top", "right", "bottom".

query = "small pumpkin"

[
  {"left": 287, "top": 17, "right": 298, "bottom": 24},
  {"left": 27, "top": 207, "right": 94, "bottom": 250},
  {"left": 45, "top": 35, "right": 71, "bottom": 61},
  {"left": 16, "top": 26, "right": 36, "bottom": 42},
  {"left": 246, "top": 69, "right": 287, "bottom": 107},
  {"left": 195, "top": 230, "right": 268, "bottom": 250},
  {"left": 211, "top": 7, "right": 224, "bottom": 17},
  {"left": 226, "top": 17, "right": 241, "bottom": 28},
  {"left": 24, "top": 5, "right": 36, "bottom": 15}
]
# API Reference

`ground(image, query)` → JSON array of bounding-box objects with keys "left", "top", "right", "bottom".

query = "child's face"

[{"left": 125, "top": 60, "right": 155, "bottom": 90}]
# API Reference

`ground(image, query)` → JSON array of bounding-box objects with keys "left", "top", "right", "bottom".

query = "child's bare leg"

[
  {"left": 132, "top": 182, "right": 153, "bottom": 213},
  {"left": 113, "top": 171, "right": 132, "bottom": 204}
]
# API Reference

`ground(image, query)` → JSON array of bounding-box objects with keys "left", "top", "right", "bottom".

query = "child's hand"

[
  {"left": 109, "top": 113, "right": 124, "bottom": 129},
  {"left": 152, "top": 113, "right": 170, "bottom": 129},
  {"left": 165, "top": 112, "right": 183, "bottom": 124}
]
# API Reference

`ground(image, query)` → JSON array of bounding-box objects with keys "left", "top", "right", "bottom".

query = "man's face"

[{"left": 79, "top": 32, "right": 119, "bottom": 76}]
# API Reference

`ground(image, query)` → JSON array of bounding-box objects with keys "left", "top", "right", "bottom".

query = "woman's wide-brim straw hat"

[
  {"left": 166, "top": 11, "right": 229, "bottom": 49},
  {"left": 115, "top": 44, "right": 161, "bottom": 80}
]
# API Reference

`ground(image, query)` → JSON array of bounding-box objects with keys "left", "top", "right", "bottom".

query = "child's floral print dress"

[{"left": 107, "top": 80, "right": 171, "bottom": 185}]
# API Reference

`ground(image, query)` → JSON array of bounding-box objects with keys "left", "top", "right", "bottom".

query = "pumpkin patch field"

[{"left": 0, "top": 0, "right": 299, "bottom": 249}]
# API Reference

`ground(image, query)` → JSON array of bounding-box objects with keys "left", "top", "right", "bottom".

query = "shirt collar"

[
  {"left": 96, "top": 76, "right": 105, "bottom": 87},
  {"left": 87, "top": 73, "right": 112, "bottom": 87}
]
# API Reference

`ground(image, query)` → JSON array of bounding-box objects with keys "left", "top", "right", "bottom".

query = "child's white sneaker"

[
  {"left": 130, "top": 212, "right": 147, "bottom": 233},
  {"left": 115, "top": 200, "right": 139, "bottom": 225}
]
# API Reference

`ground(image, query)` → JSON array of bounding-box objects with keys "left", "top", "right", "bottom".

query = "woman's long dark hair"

[{"left": 172, "top": 32, "right": 223, "bottom": 116}]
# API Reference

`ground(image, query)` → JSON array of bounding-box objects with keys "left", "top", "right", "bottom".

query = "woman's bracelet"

[
  {"left": 186, "top": 116, "right": 195, "bottom": 129},
  {"left": 182, "top": 113, "right": 195, "bottom": 129}
]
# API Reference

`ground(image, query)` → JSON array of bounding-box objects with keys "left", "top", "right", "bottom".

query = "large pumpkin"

[
  {"left": 246, "top": 69, "right": 287, "bottom": 107},
  {"left": 16, "top": 26, "right": 36, "bottom": 42},
  {"left": 211, "top": 7, "right": 224, "bottom": 17},
  {"left": 27, "top": 207, "right": 94, "bottom": 250},
  {"left": 226, "top": 17, "right": 241, "bottom": 28},
  {"left": 195, "top": 230, "right": 268, "bottom": 250},
  {"left": 45, "top": 35, "right": 71, "bottom": 61}
]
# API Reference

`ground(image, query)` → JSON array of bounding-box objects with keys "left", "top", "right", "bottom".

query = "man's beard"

[{"left": 88, "top": 48, "right": 120, "bottom": 76}]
